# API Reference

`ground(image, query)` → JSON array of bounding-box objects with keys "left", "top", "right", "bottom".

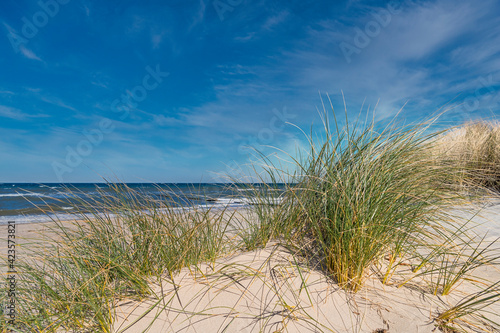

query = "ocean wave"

[
  {"left": 213, "top": 198, "right": 248, "bottom": 204},
  {"left": 0, "top": 193, "right": 50, "bottom": 198},
  {"left": 0, "top": 212, "right": 91, "bottom": 225},
  {"left": 0, "top": 214, "right": 57, "bottom": 224}
]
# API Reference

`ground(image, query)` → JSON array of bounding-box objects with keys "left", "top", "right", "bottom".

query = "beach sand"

[
  {"left": 2, "top": 200, "right": 500, "bottom": 332},
  {"left": 111, "top": 199, "right": 500, "bottom": 333}
]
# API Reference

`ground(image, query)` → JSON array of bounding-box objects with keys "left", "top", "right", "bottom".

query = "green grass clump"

[
  {"left": 237, "top": 101, "right": 500, "bottom": 329},
  {"left": 3, "top": 183, "right": 234, "bottom": 332},
  {"left": 248, "top": 108, "right": 469, "bottom": 292}
]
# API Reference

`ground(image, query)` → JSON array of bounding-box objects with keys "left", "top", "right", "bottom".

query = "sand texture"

[{"left": 111, "top": 200, "right": 500, "bottom": 333}]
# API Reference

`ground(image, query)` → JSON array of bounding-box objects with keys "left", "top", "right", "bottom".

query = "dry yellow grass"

[{"left": 432, "top": 121, "right": 500, "bottom": 191}]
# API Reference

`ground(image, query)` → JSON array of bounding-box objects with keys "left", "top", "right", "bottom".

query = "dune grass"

[
  {"left": 432, "top": 121, "right": 500, "bottom": 191},
  {"left": 436, "top": 279, "right": 500, "bottom": 332},
  {"left": 1, "top": 106, "right": 500, "bottom": 332},
  {"left": 1, "top": 184, "right": 236, "bottom": 332},
  {"left": 244, "top": 108, "right": 471, "bottom": 292},
  {"left": 238, "top": 105, "right": 500, "bottom": 329}
]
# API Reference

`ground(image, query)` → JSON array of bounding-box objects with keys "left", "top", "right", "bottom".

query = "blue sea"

[{"left": 0, "top": 183, "right": 280, "bottom": 225}]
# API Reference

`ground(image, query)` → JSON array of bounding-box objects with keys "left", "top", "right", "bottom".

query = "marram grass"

[
  {"left": 431, "top": 120, "right": 500, "bottom": 191},
  {"left": 247, "top": 109, "right": 471, "bottom": 291},
  {"left": 240, "top": 105, "right": 500, "bottom": 330},
  {"left": 1, "top": 183, "right": 235, "bottom": 332}
]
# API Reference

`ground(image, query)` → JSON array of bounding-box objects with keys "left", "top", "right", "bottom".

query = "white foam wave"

[
  {"left": 0, "top": 214, "right": 54, "bottom": 224},
  {"left": 219, "top": 196, "right": 284, "bottom": 205},
  {"left": 0, "top": 193, "right": 49, "bottom": 198},
  {"left": 214, "top": 198, "right": 248, "bottom": 204}
]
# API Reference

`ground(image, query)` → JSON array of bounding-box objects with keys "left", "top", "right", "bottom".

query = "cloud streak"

[{"left": 0, "top": 105, "right": 48, "bottom": 121}]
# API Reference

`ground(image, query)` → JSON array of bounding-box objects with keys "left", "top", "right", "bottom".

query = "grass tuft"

[
  {"left": 431, "top": 121, "right": 500, "bottom": 192},
  {"left": 3, "top": 183, "right": 235, "bottom": 332}
]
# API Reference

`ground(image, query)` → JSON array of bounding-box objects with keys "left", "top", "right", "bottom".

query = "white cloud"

[
  {"left": 40, "top": 96, "right": 77, "bottom": 112},
  {"left": 19, "top": 45, "right": 42, "bottom": 61},
  {"left": 83, "top": 4, "right": 90, "bottom": 16},
  {"left": 270, "top": 0, "right": 500, "bottom": 120},
  {"left": 153, "top": 114, "right": 182, "bottom": 126},
  {"left": 24, "top": 87, "right": 77, "bottom": 112},
  {"left": 2, "top": 22, "right": 42, "bottom": 61},
  {"left": 373, "top": 0, "right": 486, "bottom": 61},
  {"left": 0, "top": 105, "right": 25, "bottom": 120},
  {"left": 198, "top": 0, "right": 500, "bottom": 131},
  {"left": 0, "top": 105, "right": 48, "bottom": 120},
  {"left": 262, "top": 10, "right": 289, "bottom": 30},
  {"left": 188, "top": 0, "right": 206, "bottom": 31},
  {"left": 234, "top": 9, "right": 289, "bottom": 42},
  {"left": 216, "top": 64, "right": 256, "bottom": 75}
]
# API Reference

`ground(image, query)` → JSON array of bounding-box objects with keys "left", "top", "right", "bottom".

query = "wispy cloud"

[
  {"left": 0, "top": 105, "right": 25, "bottom": 120},
  {"left": 215, "top": 64, "right": 256, "bottom": 76},
  {"left": 0, "top": 105, "right": 48, "bottom": 121},
  {"left": 153, "top": 114, "right": 183, "bottom": 126},
  {"left": 188, "top": 0, "right": 206, "bottom": 31},
  {"left": 19, "top": 45, "right": 42, "bottom": 61},
  {"left": 82, "top": 3, "right": 91, "bottom": 16},
  {"left": 263, "top": 0, "right": 500, "bottom": 121},
  {"left": 3, "top": 22, "right": 43, "bottom": 61},
  {"left": 22, "top": 86, "right": 77, "bottom": 112},
  {"left": 40, "top": 96, "right": 77, "bottom": 112},
  {"left": 235, "top": 9, "right": 290, "bottom": 42},
  {"left": 262, "top": 10, "right": 289, "bottom": 30},
  {"left": 1, "top": 0, "right": 499, "bottom": 182}
]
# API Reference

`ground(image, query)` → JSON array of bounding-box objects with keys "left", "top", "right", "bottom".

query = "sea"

[{"left": 0, "top": 183, "right": 283, "bottom": 225}]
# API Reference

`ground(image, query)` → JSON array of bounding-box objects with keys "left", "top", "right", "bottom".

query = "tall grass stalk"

[
  {"left": 429, "top": 235, "right": 500, "bottom": 296},
  {"left": 437, "top": 280, "right": 500, "bottom": 332}
]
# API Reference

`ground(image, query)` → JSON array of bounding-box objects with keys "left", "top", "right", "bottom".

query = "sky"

[{"left": 1, "top": 0, "right": 500, "bottom": 183}]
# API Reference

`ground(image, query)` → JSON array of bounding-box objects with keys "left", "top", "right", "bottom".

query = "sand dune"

[{"left": 112, "top": 200, "right": 500, "bottom": 333}]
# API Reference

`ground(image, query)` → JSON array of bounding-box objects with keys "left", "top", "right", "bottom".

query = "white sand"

[{"left": 112, "top": 200, "right": 500, "bottom": 333}]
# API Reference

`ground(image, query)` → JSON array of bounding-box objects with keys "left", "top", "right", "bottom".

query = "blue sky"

[{"left": 1, "top": 0, "right": 499, "bottom": 183}]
